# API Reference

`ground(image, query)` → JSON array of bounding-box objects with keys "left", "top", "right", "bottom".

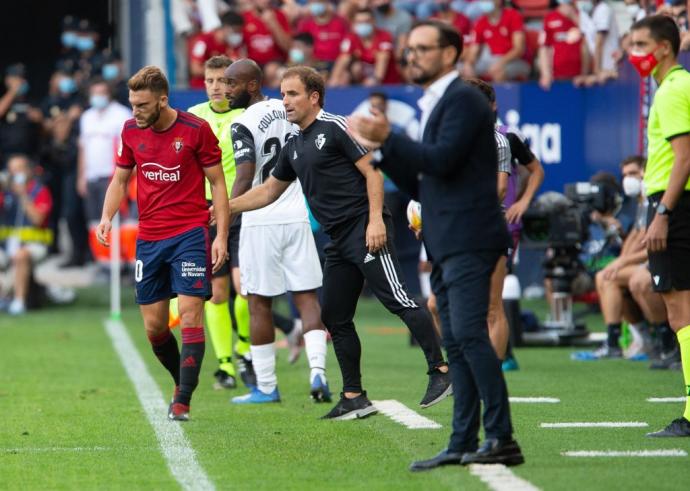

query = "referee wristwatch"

[{"left": 656, "top": 203, "right": 673, "bottom": 216}]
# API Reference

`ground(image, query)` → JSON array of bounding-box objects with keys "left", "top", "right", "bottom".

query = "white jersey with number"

[{"left": 231, "top": 98, "right": 308, "bottom": 227}]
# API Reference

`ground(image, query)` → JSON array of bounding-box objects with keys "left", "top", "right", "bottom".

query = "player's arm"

[
  {"left": 496, "top": 133, "right": 512, "bottom": 202},
  {"left": 354, "top": 152, "right": 386, "bottom": 252},
  {"left": 506, "top": 133, "right": 544, "bottom": 223},
  {"left": 204, "top": 163, "right": 230, "bottom": 273},
  {"left": 229, "top": 175, "right": 290, "bottom": 216},
  {"left": 96, "top": 166, "right": 132, "bottom": 246},
  {"left": 229, "top": 122, "right": 256, "bottom": 202}
]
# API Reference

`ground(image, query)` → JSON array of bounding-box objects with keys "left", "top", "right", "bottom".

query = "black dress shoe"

[
  {"left": 461, "top": 439, "right": 524, "bottom": 466},
  {"left": 410, "top": 449, "right": 465, "bottom": 472}
]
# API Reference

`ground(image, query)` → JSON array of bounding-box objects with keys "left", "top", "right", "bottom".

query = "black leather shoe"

[
  {"left": 461, "top": 439, "right": 524, "bottom": 466},
  {"left": 410, "top": 449, "right": 465, "bottom": 472}
]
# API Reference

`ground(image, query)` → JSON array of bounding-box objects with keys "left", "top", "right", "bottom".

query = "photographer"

[{"left": 0, "top": 155, "right": 53, "bottom": 315}]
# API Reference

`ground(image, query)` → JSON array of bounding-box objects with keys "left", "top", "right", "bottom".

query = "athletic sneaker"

[
  {"left": 322, "top": 392, "right": 378, "bottom": 420},
  {"left": 310, "top": 373, "right": 332, "bottom": 403},
  {"left": 168, "top": 402, "right": 190, "bottom": 421},
  {"left": 420, "top": 368, "right": 452, "bottom": 408},
  {"left": 646, "top": 417, "right": 690, "bottom": 437},
  {"left": 213, "top": 369, "right": 237, "bottom": 390},
  {"left": 231, "top": 387, "right": 281, "bottom": 404},
  {"left": 571, "top": 344, "right": 623, "bottom": 361},
  {"left": 287, "top": 319, "right": 304, "bottom": 364},
  {"left": 236, "top": 354, "right": 257, "bottom": 388},
  {"left": 650, "top": 347, "right": 681, "bottom": 370},
  {"left": 502, "top": 357, "right": 520, "bottom": 372}
]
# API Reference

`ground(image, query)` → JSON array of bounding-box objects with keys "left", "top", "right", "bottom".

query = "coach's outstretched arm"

[
  {"left": 228, "top": 175, "right": 291, "bottom": 219},
  {"left": 96, "top": 166, "right": 133, "bottom": 246},
  {"left": 204, "top": 164, "right": 230, "bottom": 273}
]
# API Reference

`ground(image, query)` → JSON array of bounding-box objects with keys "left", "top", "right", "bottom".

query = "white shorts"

[{"left": 239, "top": 222, "right": 322, "bottom": 296}]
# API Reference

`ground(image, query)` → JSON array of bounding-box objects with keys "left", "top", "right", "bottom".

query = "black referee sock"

[
  {"left": 607, "top": 323, "right": 622, "bottom": 349},
  {"left": 147, "top": 330, "right": 180, "bottom": 386},
  {"left": 177, "top": 327, "right": 206, "bottom": 406},
  {"left": 656, "top": 322, "right": 677, "bottom": 353}
]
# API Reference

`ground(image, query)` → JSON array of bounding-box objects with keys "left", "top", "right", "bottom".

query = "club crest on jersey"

[
  {"left": 172, "top": 137, "right": 184, "bottom": 153},
  {"left": 315, "top": 133, "right": 326, "bottom": 150}
]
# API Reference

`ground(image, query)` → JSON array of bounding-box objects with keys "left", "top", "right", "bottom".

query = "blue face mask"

[
  {"left": 477, "top": 1, "right": 495, "bottom": 14},
  {"left": 290, "top": 48, "right": 306, "bottom": 64},
  {"left": 17, "top": 81, "right": 29, "bottom": 96},
  {"left": 102, "top": 63, "right": 120, "bottom": 81},
  {"left": 58, "top": 77, "right": 77, "bottom": 94},
  {"left": 556, "top": 0, "right": 573, "bottom": 4},
  {"left": 90, "top": 94, "right": 109, "bottom": 109},
  {"left": 76, "top": 36, "right": 95, "bottom": 52},
  {"left": 577, "top": 0, "right": 593, "bottom": 14},
  {"left": 354, "top": 23, "right": 373, "bottom": 38},
  {"left": 62, "top": 32, "right": 78, "bottom": 48},
  {"left": 309, "top": 2, "right": 327, "bottom": 16}
]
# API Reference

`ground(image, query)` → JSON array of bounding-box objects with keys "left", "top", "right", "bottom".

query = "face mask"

[
  {"left": 622, "top": 176, "right": 642, "bottom": 197},
  {"left": 62, "top": 32, "right": 78, "bottom": 48},
  {"left": 102, "top": 63, "right": 120, "bottom": 81},
  {"left": 230, "top": 90, "right": 251, "bottom": 109},
  {"left": 58, "top": 77, "right": 77, "bottom": 94},
  {"left": 309, "top": 2, "right": 327, "bottom": 16},
  {"left": 76, "top": 36, "right": 95, "bottom": 52},
  {"left": 17, "top": 81, "right": 29, "bottom": 96},
  {"left": 227, "top": 32, "right": 243, "bottom": 47},
  {"left": 289, "top": 48, "right": 306, "bottom": 64},
  {"left": 13, "top": 172, "right": 27, "bottom": 185},
  {"left": 577, "top": 0, "right": 593, "bottom": 14},
  {"left": 557, "top": 0, "right": 573, "bottom": 5},
  {"left": 476, "top": 1, "right": 495, "bottom": 14},
  {"left": 376, "top": 3, "right": 392, "bottom": 14},
  {"left": 626, "top": 4, "right": 640, "bottom": 17},
  {"left": 628, "top": 50, "right": 659, "bottom": 77},
  {"left": 90, "top": 94, "right": 109, "bottom": 109},
  {"left": 354, "top": 23, "right": 373, "bottom": 38}
]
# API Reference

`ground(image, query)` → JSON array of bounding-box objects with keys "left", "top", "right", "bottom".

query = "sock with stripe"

[
  {"left": 147, "top": 330, "right": 180, "bottom": 386},
  {"left": 234, "top": 296, "right": 251, "bottom": 357},
  {"left": 250, "top": 343, "right": 277, "bottom": 394},
  {"left": 304, "top": 329, "right": 327, "bottom": 383},
  {"left": 677, "top": 326, "right": 690, "bottom": 421},
  {"left": 204, "top": 300, "right": 235, "bottom": 376},
  {"left": 177, "top": 327, "right": 205, "bottom": 406}
]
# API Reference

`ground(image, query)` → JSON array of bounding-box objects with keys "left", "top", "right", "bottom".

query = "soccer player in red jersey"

[{"left": 96, "top": 66, "right": 230, "bottom": 421}]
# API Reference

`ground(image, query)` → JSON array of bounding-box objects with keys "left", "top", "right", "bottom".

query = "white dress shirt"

[{"left": 418, "top": 70, "right": 459, "bottom": 141}]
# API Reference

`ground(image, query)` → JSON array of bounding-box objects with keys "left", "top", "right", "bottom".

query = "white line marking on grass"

[
  {"left": 372, "top": 400, "right": 442, "bottom": 429},
  {"left": 647, "top": 397, "right": 686, "bottom": 403},
  {"left": 563, "top": 450, "right": 688, "bottom": 458},
  {"left": 0, "top": 447, "right": 110, "bottom": 453},
  {"left": 105, "top": 319, "right": 214, "bottom": 491},
  {"left": 509, "top": 397, "right": 560, "bottom": 404},
  {"left": 541, "top": 422, "right": 648, "bottom": 428},
  {"left": 469, "top": 464, "right": 541, "bottom": 491}
]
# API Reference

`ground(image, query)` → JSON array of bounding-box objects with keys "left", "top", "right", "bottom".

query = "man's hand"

[
  {"left": 366, "top": 217, "right": 387, "bottom": 253},
  {"left": 461, "top": 63, "right": 475, "bottom": 79},
  {"left": 506, "top": 199, "right": 529, "bottom": 224},
  {"left": 77, "top": 176, "right": 87, "bottom": 197},
  {"left": 408, "top": 224, "right": 422, "bottom": 241},
  {"left": 348, "top": 109, "right": 390, "bottom": 149},
  {"left": 210, "top": 235, "right": 228, "bottom": 274},
  {"left": 601, "top": 258, "right": 622, "bottom": 281},
  {"left": 539, "top": 73, "right": 553, "bottom": 91},
  {"left": 643, "top": 215, "right": 669, "bottom": 253},
  {"left": 96, "top": 219, "right": 112, "bottom": 246},
  {"left": 5, "top": 75, "right": 24, "bottom": 94}
]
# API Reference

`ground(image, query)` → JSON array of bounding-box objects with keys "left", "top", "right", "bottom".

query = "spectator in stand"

[
  {"left": 297, "top": 0, "right": 350, "bottom": 67},
  {"left": 99, "top": 50, "right": 129, "bottom": 107},
  {"left": 431, "top": 0, "right": 473, "bottom": 51},
  {"left": 263, "top": 32, "right": 332, "bottom": 88},
  {"left": 73, "top": 19, "right": 102, "bottom": 84},
  {"left": 189, "top": 12, "right": 245, "bottom": 89},
  {"left": 462, "top": 0, "right": 531, "bottom": 81},
  {"left": 77, "top": 79, "right": 130, "bottom": 260},
  {"left": 242, "top": 0, "right": 292, "bottom": 66},
  {"left": 330, "top": 8, "right": 401, "bottom": 86},
  {"left": 576, "top": 0, "right": 620, "bottom": 85},
  {"left": 338, "top": 0, "right": 372, "bottom": 22},
  {"left": 0, "top": 154, "right": 53, "bottom": 315},
  {"left": 658, "top": 0, "right": 690, "bottom": 50},
  {"left": 395, "top": 0, "right": 439, "bottom": 19},
  {"left": 0, "top": 64, "right": 42, "bottom": 167},
  {"left": 58, "top": 16, "right": 81, "bottom": 68},
  {"left": 538, "top": 0, "right": 590, "bottom": 90},
  {"left": 372, "top": 0, "right": 414, "bottom": 59}
]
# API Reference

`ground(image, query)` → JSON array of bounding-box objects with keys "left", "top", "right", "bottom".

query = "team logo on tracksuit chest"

[{"left": 315, "top": 133, "right": 326, "bottom": 150}]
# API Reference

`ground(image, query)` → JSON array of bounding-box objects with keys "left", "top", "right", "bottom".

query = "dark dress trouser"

[{"left": 431, "top": 251, "right": 513, "bottom": 452}]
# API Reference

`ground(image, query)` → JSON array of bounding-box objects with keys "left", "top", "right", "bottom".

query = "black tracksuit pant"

[{"left": 321, "top": 213, "right": 445, "bottom": 393}]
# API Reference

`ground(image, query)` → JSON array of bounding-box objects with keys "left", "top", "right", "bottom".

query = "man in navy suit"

[{"left": 349, "top": 20, "right": 524, "bottom": 469}]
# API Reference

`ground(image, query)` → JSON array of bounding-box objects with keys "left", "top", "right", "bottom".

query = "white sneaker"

[{"left": 8, "top": 299, "right": 26, "bottom": 316}]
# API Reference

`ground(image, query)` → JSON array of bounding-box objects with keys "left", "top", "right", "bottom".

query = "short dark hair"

[
  {"left": 463, "top": 78, "right": 495, "bottom": 103},
  {"left": 282, "top": 66, "right": 325, "bottom": 108},
  {"left": 591, "top": 171, "right": 622, "bottom": 194},
  {"left": 221, "top": 11, "right": 244, "bottom": 27},
  {"left": 631, "top": 14, "right": 681, "bottom": 57},
  {"left": 89, "top": 77, "right": 112, "bottom": 93},
  {"left": 293, "top": 32, "right": 314, "bottom": 46},
  {"left": 205, "top": 55, "right": 233, "bottom": 71},
  {"left": 620, "top": 155, "right": 646, "bottom": 171},
  {"left": 128, "top": 65, "right": 169, "bottom": 95},
  {"left": 412, "top": 20, "right": 463, "bottom": 64}
]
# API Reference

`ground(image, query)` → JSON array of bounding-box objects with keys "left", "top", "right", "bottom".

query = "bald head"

[
  {"left": 224, "top": 58, "right": 264, "bottom": 109},
  {"left": 224, "top": 59, "right": 262, "bottom": 84}
]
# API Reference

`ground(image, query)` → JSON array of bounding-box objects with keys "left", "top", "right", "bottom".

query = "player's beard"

[
  {"left": 139, "top": 103, "right": 162, "bottom": 129},
  {"left": 410, "top": 63, "right": 441, "bottom": 86},
  {"left": 230, "top": 90, "right": 251, "bottom": 109}
]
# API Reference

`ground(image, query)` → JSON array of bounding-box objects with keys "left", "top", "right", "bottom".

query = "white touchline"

[
  {"left": 510, "top": 397, "right": 560, "bottom": 403},
  {"left": 469, "top": 464, "right": 541, "bottom": 491},
  {"left": 105, "top": 319, "right": 215, "bottom": 491},
  {"left": 563, "top": 450, "right": 688, "bottom": 457},
  {"left": 541, "top": 422, "right": 648, "bottom": 428},
  {"left": 647, "top": 397, "right": 686, "bottom": 403},
  {"left": 372, "top": 400, "right": 442, "bottom": 429}
]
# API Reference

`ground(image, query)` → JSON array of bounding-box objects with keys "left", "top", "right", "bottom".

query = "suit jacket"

[{"left": 378, "top": 77, "right": 511, "bottom": 262}]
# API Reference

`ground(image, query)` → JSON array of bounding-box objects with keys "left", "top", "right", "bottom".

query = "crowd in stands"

[{"left": 173, "top": 0, "right": 690, "bottom": 88}]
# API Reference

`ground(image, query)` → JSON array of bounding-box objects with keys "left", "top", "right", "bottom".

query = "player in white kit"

[{"left": 224, "top": 59, "right": 330, "bottom": 404}]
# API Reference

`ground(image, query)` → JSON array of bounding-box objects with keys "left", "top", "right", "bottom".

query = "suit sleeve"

[
  {"left": 380, "top": 86, "right": 487, "bottom": 178},
  {"left": 231, "top": 122, "right": 256, "bottom": 165}
]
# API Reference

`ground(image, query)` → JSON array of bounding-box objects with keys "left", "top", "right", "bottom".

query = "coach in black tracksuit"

[{"left": 226, "top": 65, "right": 451, "bottom": 421}]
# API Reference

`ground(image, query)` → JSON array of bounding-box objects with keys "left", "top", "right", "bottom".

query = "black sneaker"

[
  {"left": 646, "top": 418, "right": 690, "bottom": 437},
  {"left": 650, "top": 347, "right": 681, "bottom": 370},
  {"left": 236, "top": 355, "right": 257, "bottom": 388},
  {"left": 321, "top": 392, "right": 378, "bottom": 420},
  {"left": 420, "top": 367, "right": 452, "bottom": 408},
  {"left": 213, "top": 369, "right": 237, "bottom": 390}
]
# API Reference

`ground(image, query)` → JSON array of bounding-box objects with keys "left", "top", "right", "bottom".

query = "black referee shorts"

[
  {"left": 647, "top": 191, "right": 690, "bottom": 292},
  {"left": 208, "top": 217, "right": 241, "bottom": 277}
]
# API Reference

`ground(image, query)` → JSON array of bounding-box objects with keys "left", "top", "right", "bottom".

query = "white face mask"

[{"left": 622, "top": 176, "right": 642, "bottom": 197}]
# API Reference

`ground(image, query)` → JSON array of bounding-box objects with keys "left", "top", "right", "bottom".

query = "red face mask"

[{"left": 628, "top": 51, "right": 659, "bottom": 78}]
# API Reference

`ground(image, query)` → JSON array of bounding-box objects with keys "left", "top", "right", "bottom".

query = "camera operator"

[{"left": 0, "top": 154, "right": 53, "bottom": 315}]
